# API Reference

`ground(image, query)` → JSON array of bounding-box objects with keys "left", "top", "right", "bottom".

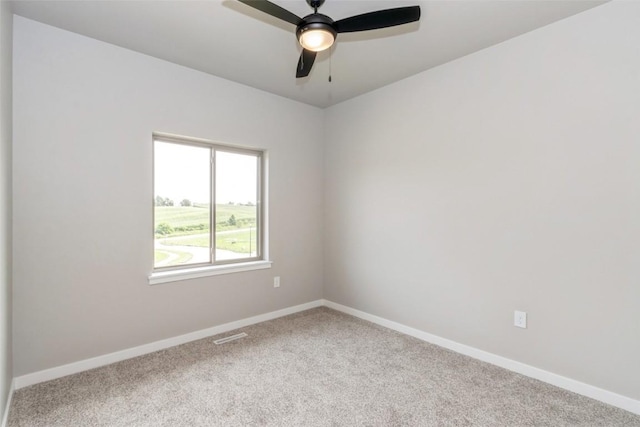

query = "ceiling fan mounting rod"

[{"left": 307, "top": 0, "right": 325, "bottom": 12}]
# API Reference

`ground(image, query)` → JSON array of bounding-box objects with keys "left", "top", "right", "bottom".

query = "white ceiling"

[{"left": 10, "top": 0, "right": 606, "bottom": 108}]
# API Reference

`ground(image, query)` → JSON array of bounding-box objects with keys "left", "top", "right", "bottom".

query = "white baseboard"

[
  {"left": 1, "top": 379, "right": 14, "bottom": 427},
  {"left": 322, "top": 299, "right": 640, "bottom": 416},
  {"left": 11, "top": 298, "right": 640, "bottom": 417},
  {"left": 14, "top": 300, "right": 323, "bottom": 389}
]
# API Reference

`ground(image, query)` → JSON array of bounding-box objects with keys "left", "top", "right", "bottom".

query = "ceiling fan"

[{"left": 236, "top": 0, "right": 421, "bottom": 78}]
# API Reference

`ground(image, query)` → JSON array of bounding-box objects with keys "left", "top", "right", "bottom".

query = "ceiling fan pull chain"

[{"left": 329, "top": 45, "right": 333, "bottom": 83}]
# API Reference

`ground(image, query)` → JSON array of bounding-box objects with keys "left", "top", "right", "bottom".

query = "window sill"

[{"left": 148, "top": 260, "right": 273, "bottom": 285}]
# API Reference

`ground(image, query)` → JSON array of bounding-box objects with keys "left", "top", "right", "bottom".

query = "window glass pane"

[
  {"left": 215, "top": 150, "right": 259, "bottom": 261},
  {"left": 154, "top": 141, "right": 211, "bottom": 268}
]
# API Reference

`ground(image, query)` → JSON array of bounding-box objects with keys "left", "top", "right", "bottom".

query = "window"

[{"left": 153, "top": 135, "right": 265, "bottom": 275}]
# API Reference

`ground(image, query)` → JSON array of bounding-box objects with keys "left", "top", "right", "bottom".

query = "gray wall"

[
  {"left": 0, "top": 0, "right": 13, "bottom": 420},
  {"left": 12, "top": 16, "right": 324, "bottom": 376},
  {"left": 324, "top": 1, "right": 640, "bottom": 400}
]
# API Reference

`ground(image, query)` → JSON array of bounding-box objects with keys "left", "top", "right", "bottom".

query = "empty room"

[{"left": 1, "top": 0, "right": 639, "bottom": 425}]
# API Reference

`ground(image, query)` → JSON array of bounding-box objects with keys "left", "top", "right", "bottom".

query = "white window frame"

[{"left": 149, "top": 133, "right": 270, "bottom": 285}]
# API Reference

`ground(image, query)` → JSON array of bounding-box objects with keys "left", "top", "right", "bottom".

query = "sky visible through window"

[{"left": 154, "top": 141, "right": 257, "bottom": 205}]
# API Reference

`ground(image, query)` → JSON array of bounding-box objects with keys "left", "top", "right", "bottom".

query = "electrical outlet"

[
  {"left": 273, "top": 276, "right": 280, "bottom": 288},
  {"left": 514, "top": 310, "right": 527, "bottom": 329}
]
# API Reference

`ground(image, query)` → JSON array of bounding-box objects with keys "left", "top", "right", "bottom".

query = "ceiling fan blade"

[
  {"left": 236, "top": 0, "right": 302, "bottom": 26},
  {"left": 334, "top": 6, "right": 420, "bottom": 33},
  {"left": 296, "top": 49, "right": 317, "bottom": 78}
]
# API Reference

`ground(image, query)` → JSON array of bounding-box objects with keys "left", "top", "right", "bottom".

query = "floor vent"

[{"left": 214, "top": 332, "right": 248, "bottom": 345}]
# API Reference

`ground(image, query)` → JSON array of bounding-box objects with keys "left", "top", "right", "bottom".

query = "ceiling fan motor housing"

[{"left": 296, "top": 13, "right": 337, "bottom": 47}]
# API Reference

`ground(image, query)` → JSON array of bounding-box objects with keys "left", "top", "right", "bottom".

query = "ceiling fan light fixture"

[
  {"left": 299, "top": 28, "right": 334, "bottom": 51},
  {"left": 297, "top": 22, "right": 336, "bottom": 52}
]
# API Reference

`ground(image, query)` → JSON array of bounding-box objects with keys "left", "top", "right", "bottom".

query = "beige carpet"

[{"left": 8, "top": 307, "right": 640, "bottom": 426}]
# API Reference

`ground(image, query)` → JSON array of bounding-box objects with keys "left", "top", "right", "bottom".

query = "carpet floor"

[{"left": 7, "top": 307, "right": 640, "bottom": 426}]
